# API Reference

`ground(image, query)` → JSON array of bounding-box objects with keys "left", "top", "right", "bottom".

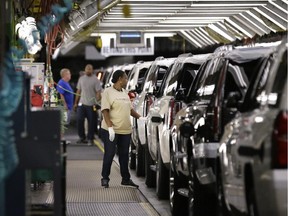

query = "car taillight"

[
  {"left": 272, "top": 111, "right": 288, "bottom": 168},
  {"left": 145, "top": 95, "right": 154, "bottom": 115},
  {"left": 168, "top": 98, "right": 181, "bottom": 128}
]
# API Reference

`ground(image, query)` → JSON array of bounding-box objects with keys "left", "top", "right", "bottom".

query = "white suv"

[
  {"left": 131, "top": 56, "right": 175, "bottom": 176},
  {"left": 146, "top": 53, "right": 211, "bottom": 198}
]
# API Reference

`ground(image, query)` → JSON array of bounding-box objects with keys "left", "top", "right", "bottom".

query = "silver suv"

[
  {"left": 170, "top": 45, "right": 278, "bottom": 216},
  {"left": 218, "top": 40, "right": 287, "bottom": 216},
  {"left": 146, "top": 53, "right": 211, "bottom": 198}
]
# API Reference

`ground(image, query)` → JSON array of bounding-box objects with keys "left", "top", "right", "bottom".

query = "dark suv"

[
  {"left": 218, "top": 40, "right": 287, "bottom": 216},
  {"left": 170, "top": 45, "right": 278, "bottom": 216}
]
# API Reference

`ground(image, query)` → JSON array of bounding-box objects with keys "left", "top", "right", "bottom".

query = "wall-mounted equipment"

[{"left": 116, "top": 31, "right": 145, "bottom": 48}]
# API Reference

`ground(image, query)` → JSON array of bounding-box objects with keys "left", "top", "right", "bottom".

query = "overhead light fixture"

[
  {"left": 15, "top": 17, "right": 42, "bottom": 54},
  {"left": 226, "top": 18, "right": 254, "bottom": 38},
  {"left": 179, "top": 30, "right": 202, "bottom": 48},
  {"left": 90, "top": 33, "right": 116, "bottom": 37},
  {"left": 208, "top": 24, "right": 235, "bottom": 42}
]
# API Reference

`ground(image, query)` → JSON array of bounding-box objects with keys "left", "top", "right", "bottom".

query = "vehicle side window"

[
  {"left": 156, "top": 66, "right": 168, "bottom": 88},
  {"left": 143, "top": 64, "right": 155, "bottom": 91},
  {"left": 223, "top": 64, "right": 248, "bottom": 101},
  {"left": 163, "top": 62, "right": 182, "bottom": 96},
  {"left": 268, "top": 51, "right": 287, "bottom": 108},
  {"left": 158, "top": 64, "right": 174, "bottom": 96},
  {"left": 240, "top": 57, "right": 273, "bottom": 112},
  {"left": 197, "top": 59, "right": 224, "bottom": 101},
  {"left": 186, "top": 60, "right": 212, "bottom": 102},
  {"left": 177, "top": 63, "right": 199, "bottom": 96},
  {"left": 127, "top": 70, "right": 135, "bottom": 90},
  {"left": 137, "top": 68, "right": 148, "bottom": 91}
]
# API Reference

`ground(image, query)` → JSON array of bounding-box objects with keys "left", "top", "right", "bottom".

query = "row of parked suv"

[{"left": 101, "top": 38, "right": 287, "bottom": 216}]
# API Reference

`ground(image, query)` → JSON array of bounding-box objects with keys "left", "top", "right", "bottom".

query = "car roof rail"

[
  {"left": 155, "top": 56, "right": 165, "bottom": 61},
  {"left": 214, "top": 44, "right": 234, "bottom": 53},
  {"left": 177, "top": 53, "right": 193, "bottom": 57}
]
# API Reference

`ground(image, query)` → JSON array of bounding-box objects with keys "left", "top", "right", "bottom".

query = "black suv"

[{"left": 170, "top": 45, "right": 278, "bottom": 216}]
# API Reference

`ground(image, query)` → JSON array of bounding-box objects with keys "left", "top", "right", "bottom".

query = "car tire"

[
  {"left": 156, "top": 150, "right": 169, "bottom": 199},
  {"left": 247, "top": 187, "right": 259, "bottom": 216},
  {"left": 136, "top": 142, "right": 145, "bottom": 177},
  {"left": 169, "top": 156, "right": 188, "bottom": 216},
  {"left": 191, "top": 158, "right": 218, "bottom": 216},
  {"left": 129, "top": 140, "right": 136, "bottom": 170},
  {"left": 216, "top": 160, "right": 230, "bottom": 216},
  {"left": 145, "top": 145, "right": 156, "bottom": 187}
]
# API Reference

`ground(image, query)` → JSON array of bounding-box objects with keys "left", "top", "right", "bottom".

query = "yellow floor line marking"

[{"left": 94, "top": 139, "right": 104, "bottom": 153}]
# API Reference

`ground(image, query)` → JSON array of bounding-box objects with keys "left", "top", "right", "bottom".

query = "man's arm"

[
  {"left": 59, "top": 94, "right": 67, "bottom": 109},
  {"left": 96, "top": 91, "right": 101, "bottom": 102},
  {"left": 73, "top": 89, "right": 81, "bottom": 111}
]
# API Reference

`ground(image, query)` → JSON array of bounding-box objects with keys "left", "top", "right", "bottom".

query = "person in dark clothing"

[{"left": 73, "top": 64, "right": 102, "bottom": 146}]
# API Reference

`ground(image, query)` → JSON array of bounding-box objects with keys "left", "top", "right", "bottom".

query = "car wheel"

[
  {"left": 136, "top": 142, "right": 145, "bottom": 176},
  {"left": 169, "top": 156, "right": 188, "bottom": 216},
  {"left": 129, "top": 140, "right": 136, "bottom": 170},
  {"left": 156, "top": 150, "right": 169, "bottom": 199},
  {"left": 247, "top": 187, "right": 259, "bottom": 216},
  {"left": 145, "top": 145, "right": 156, "bottom": 187},
  {"left": 189, "top": 156, "right": 218, "bottom": 216},
  {"left": 216, "top": 160, "right": 230, "bottom": 216}
]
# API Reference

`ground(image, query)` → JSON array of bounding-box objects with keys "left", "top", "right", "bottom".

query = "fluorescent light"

[
  {"left": 180, "top": 30, "right": 202, "bottom": 48},
  {"left": 208, "top": 24, "right": 235, "bottom": 41},
  {"left": 145, "top": 32, "right": 176, "bottom": 37},
  {"left": 268, "top": 0, "right": 288, "bottom": 13},
  {"left": 255, "top": 7, "right": 287, "bottom": 30},
  {"left": 191, "top": 3, "right": 266, "bottom": 7},
  {"left": 226, "top": 18, "right": 254, "bottom": 38},
  {"left": 90, "top": 33, "right": 116, "bottom": 37}
]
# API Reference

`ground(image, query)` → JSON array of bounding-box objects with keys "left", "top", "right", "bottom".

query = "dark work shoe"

[
  {"left": 76, "top": 138, "right": 88, "bottom": 144},
  {"left": 87, "top": 140, "right": 94, "bottom": 146},
  {"left": 121, "top": 179, "right": 139, "bottom": 188},
  {"left": 101, "top": 179, "right": 109, "bottom": 188}
]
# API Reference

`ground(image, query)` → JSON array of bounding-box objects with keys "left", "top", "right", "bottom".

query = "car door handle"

[{"left": 238, "top": 146, "right": 263, "bottom": 159}]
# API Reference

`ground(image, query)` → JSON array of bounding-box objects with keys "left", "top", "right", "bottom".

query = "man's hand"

[
  {"left": 108, "top": 127, "right": 115, "bottom": 142},
  {"left": 73, "top": 104, "right": 77, "bottom": 112}
]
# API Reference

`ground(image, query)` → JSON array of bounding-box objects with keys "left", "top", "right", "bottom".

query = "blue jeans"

[
  {"left": 77, "top": 105, "right": 95, "bottom": 140},
  {"left": 101, "top": 128, "right": 131, "bottom": 181}
]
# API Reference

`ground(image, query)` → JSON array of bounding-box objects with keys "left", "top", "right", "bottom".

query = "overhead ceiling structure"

[{"left": 61, "top": 0, "right": 288, "bottom": 54}]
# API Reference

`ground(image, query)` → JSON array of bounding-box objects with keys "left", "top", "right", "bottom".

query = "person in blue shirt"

[{"left": 56, "top": 68, "right": 74, "bottom": 125}]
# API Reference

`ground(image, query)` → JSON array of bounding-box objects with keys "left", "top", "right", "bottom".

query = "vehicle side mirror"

[{"left": 175, "top": 88, "right": 186, "bottom": 101}]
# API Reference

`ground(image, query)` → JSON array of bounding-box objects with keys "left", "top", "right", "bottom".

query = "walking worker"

[
  {"left": 56, "top": 68, "right": 74, "bottom": 125},
  {"left": 73, "top": 64, "right": 102, "bottom": 146},
  {"left": 100, "top": 70, "right": 147, "bottom": 188}
]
